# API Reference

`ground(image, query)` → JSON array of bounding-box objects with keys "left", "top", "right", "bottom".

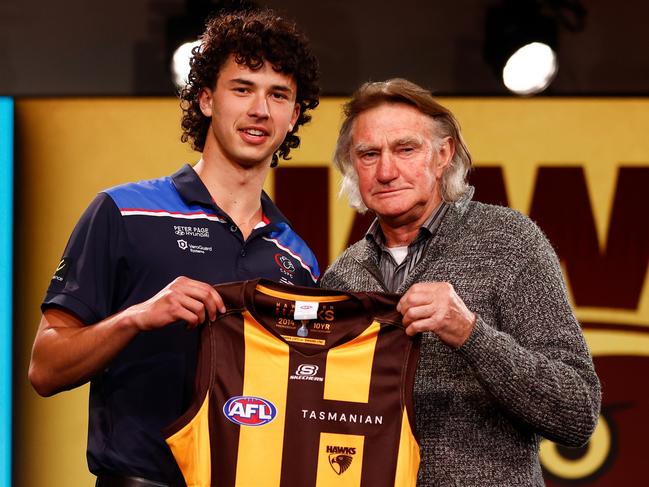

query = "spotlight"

[
  {"left": 484, "top": 0, "right": 586, "bottom": 96},
  {"left": 485, "top": 1, "right": 557, "bottom": 95},
  {"left": 166, "top": 0, "right": 258, "bottom": 90},
  {"left": 172, "top": 40, "right": 202, "bottom": 90},
  {"left": 503, "top": 42, "right": 557, "bottom": 95}
]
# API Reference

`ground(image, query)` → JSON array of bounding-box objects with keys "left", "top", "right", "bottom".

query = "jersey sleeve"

[{"left": 42, "top": 192, "right": 128, "bottom": 324}]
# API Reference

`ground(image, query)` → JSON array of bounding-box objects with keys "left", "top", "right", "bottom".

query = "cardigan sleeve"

[{"left": 456, "top": 227, "right": 601, "bottom": 447}]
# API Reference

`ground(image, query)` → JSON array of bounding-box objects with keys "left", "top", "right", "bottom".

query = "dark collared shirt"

[{"left": 366, "top": 203, "right": 448, "bottom": 292}]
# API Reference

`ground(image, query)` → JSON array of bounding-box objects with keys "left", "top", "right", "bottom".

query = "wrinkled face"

[
  {"left": 351, "top": 102, "right": 452, "bottom": 224},
  {"left": 199, "top": 55, "right": 300, "bottom": 167}
]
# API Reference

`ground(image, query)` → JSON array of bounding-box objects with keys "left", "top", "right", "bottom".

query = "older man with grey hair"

[{"left": 320, "top": 78, "right": 601, "bottom": 486}]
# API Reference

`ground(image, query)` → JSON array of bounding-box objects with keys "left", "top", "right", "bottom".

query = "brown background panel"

[
  {"left": 469, "top": 165, "right": 510, "bottom": 207},
  {"left": 530, "top": 167, "right": 649, "bottom": 309},
  {"left": 345, "top": 212, "right": 375, "bottom": 249},
  {"left": 275, "top": 166, "right": 330, "bottom": 270}
]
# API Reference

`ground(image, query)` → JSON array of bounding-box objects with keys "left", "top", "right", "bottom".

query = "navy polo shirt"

[{"left": 42, "top": 164, "right": 319, "bottom": 484}]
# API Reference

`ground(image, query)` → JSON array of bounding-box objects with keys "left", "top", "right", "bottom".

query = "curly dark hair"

[{"left": 179, "top": 9, "right": 320, "bottom": 165}]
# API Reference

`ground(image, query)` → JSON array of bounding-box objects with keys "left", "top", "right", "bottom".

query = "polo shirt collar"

[
  {"left": 171, "top": 163, "right": 292, "bottom": 227},
  {"left": 171, "top": 164, "right": 213, "bottom": 206},
  {"left": 260, "top": 191, "right": 292, "bottom": 226}
]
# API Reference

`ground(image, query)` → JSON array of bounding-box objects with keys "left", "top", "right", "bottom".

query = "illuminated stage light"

[
  {"left": 166, "top": 0, "right": 257, "bottom": 90},
  {"left": 171, "top": 40, "right": 201, "bottom": 89},
  {"left": 503, "top": 42, "right": 558, "bottom": 95},
  {"left": 484, "top": 0, "right": 586, "bottom": 96}
]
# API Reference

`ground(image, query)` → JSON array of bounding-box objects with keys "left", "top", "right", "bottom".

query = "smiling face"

[
  {"left": 351, "top": 102, "right": 453, "bottom": 225},
  {"left": 198, "top": 56, "right": 300, "bottom": 168}
]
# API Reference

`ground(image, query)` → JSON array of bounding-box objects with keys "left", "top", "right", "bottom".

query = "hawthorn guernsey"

[{"left": 164, "top": 279, "right": 421, "bottom": 487}]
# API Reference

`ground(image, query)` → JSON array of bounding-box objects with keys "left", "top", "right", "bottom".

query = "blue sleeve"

[{"left": 42, "top": 192, "right": 128, "bottom": 324}]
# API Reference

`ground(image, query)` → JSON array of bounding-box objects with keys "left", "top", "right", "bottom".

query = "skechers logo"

[
  {"left": 223, "top": 396, "right": 276, "bottom": 426},
  {"left": 296, "top": 364, "right": 318, "bottom": 376},
  {"left": 327, "top": 446, "right": 356, "bottom": 475},
  {"left": 290, "top": 364, "right": 323, "bottom": 382}
]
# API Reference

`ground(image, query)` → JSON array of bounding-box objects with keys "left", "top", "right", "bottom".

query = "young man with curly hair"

[{"left": 29, "top": 10, "right": 320, "bottom": 487}]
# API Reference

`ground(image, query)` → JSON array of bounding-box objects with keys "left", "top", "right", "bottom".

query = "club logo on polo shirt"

[{"left": 274, "top": 253, "right": 295, "bottom": 275}]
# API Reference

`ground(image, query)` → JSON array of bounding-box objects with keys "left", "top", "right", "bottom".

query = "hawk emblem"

[{"left": 328, "top": 454, "right": 353, "bottom": 475}]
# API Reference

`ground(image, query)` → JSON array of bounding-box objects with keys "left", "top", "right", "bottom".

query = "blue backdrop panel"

[{"left": 0, "top": 97, "right": 14, "bottom": 487}]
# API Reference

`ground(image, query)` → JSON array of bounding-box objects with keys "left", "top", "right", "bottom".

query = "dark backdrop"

[{"left": 0, "top": 0, "right": 647, "bottom": 97}]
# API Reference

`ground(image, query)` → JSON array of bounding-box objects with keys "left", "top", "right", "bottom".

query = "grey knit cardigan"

[{"left": 319, "top": 188, "right": 601, "bottom": 486}]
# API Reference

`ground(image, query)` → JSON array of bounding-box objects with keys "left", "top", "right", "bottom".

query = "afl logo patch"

[
  {"left": 274, "top": 253, "right": 295, "bottom": 275},
  {"left": 223, "top": 396, "right": 277, "bottom": 426}
]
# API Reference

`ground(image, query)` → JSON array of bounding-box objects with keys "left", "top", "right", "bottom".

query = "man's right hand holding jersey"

[{"left": 28, "top": 276, "right": 224, "bottom": 396}]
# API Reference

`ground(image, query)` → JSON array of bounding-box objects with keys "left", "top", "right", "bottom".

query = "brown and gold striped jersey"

[{"left": 164, "top": 278, "right": 420, "bottom": 487}]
